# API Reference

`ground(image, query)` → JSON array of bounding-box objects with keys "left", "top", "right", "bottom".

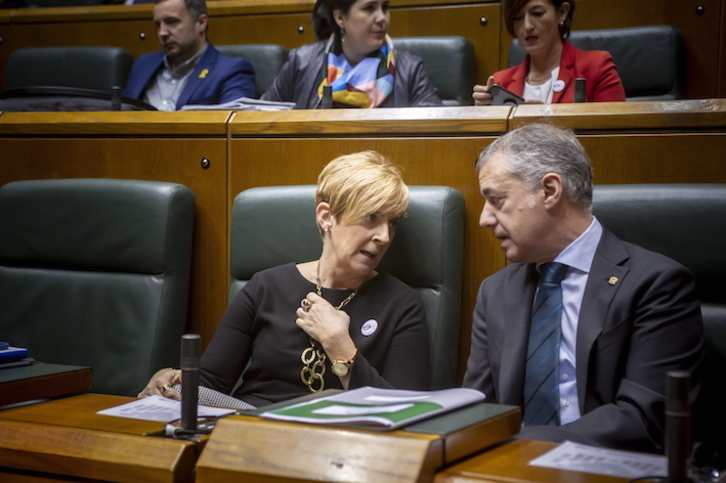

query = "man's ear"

[
  {"left": 197, "top": 14, "right": 208, "bottom": 35},
  {"left": 541, "top": 173, "right": 564, "bottom": 208}
]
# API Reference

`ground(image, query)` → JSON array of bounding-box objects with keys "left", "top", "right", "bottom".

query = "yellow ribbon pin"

[{"left": 199, "top": 69, "right": 209, "bottom": 79}]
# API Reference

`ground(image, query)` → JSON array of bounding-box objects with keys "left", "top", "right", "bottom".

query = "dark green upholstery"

[
  {"left": 508, "top": 25, "right": 685, "bottom": 100},
  {"left": 394, "top": 36, "right": 475, "bottom": 106},
  {"left": 216, "top": 44, "right": 289, "bottom": 98},
  {"left": 4, "top": 46, "right": 134, "bottom": 92},
  {"left": 0, "top": 178, "right": 195, "bottom": 397},
  {"left": 229, "top": 185, "right": 465, "bottom": 389},
  {"left": 592, "top": 184, "right": 726, "bottom": 459}
]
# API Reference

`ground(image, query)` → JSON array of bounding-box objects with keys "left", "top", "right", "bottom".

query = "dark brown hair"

[
  {"left": 503, "top": 0, "right": 575, "bottom": 40},
  {"left": 311, "top": 0, "right": 358, "bottom": 40}
]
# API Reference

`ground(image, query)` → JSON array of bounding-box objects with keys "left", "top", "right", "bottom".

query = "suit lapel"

[
  {"left": 576, "top": 228, "right": 630, "bottom": 407},
  {"left": 176, "top": 45, "right": 217, "bottom": 109},
  {"left": 499, "top": 264, "right": 538, "bottom": 404},
  {"left": 552, "top": 42, "right": 575, "bottom": 103}
]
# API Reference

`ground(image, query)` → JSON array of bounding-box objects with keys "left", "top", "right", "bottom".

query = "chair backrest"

[
  {"left": 394, "top": 36, "right": 475, "bottom": 106},
  {"left": 592, "top": 184, "right": 726, "bottom": 458},
  {"left": 0, "top": 178, "right": 196, "bottom": 396},
  {"left": 216, "top": 44, "right": 289, "bottom": 98},
  {"left": 507, "top": 25, "right": 685, "bottom": 101},
  {"left": 230, "top": 185, "right": 465, "bottom": 389},
  {"left": 4, "top": 46, "right": 135, "bottom": 93}
]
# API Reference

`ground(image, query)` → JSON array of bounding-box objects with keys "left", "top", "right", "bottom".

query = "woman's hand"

[
  {"left": 473, "top": 76, "right": 496, "bottom": 106},
  {"left": 296, "top": 292, "right": 356, "bottom": 363},
  {"left": 137, "top": 367, "right": 181, "bottom": 400}
]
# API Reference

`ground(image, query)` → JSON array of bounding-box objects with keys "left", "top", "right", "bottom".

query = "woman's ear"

[
  {"left": 332, "top": 9, "right": 346, "bottom": 29},
  {"left": 316, "top": 202, "right": 333, "bottom": 230},
  {"left": 558, "top": 2, "right": 571, "bottom": 24}
]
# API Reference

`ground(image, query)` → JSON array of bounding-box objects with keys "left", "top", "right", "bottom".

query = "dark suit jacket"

[
  {"left": 493, "top": 41, "right": 626, "bottom": 103},
  {"left": 463, "top": 227, "right": 703, "bottom": 453},
  {"left": 123, "top": 44, "right": 255, "bottom": 110},
  {"left": 260, "top": 40, "right": 442, "bottom": 109}
]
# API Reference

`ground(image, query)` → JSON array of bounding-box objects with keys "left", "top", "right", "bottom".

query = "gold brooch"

[{"left": 608, "top": 276, "right": 619, "bottom": 286}]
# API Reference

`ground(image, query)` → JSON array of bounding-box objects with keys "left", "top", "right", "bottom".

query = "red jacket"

[{"left": 494, "top": 41, "right": 626, "bottom": 103}]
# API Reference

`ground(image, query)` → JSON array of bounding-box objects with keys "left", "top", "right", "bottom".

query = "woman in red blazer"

[{"left": 473, "top": 0, "right": 625, "bottom": 105}]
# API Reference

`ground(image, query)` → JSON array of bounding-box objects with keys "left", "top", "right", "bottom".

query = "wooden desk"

[
  {"left": 434, "top": 439, "right": 630, "bottom": 483},
  {"left": 196, "top": 401, "right": 521, "bottom": 483},
  {"left": 0, "top": 362, "right": 91, "bottom": 406},
  {"left": 0, "top": 393, "right": 202, "bottom": 483}
]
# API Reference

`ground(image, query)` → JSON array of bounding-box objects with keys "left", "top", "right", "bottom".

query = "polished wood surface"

[
  {"left": 0, "top": 394, "right": 200, "bottom": 483},
  {"left": 434, "top": 439, "right": 630, "bottom": 483},
  {"left": 0, "top": 363, "right": 91, "bottom": 406}
]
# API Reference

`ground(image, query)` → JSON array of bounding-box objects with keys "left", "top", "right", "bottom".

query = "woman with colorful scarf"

[{"left": 261, "top": 0, "right": 442, "bottom": 109}]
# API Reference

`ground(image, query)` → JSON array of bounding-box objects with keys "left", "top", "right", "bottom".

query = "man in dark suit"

[
  {"left": 463, "top": 123, "right": 703, "bottom": 453},
  {"left": 123, "top": 0, "right": 255, "bottom": 110}
]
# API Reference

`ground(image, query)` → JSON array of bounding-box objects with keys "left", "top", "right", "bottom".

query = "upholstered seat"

[
  {"left": 4, "top": 46, "right": 134, "bottom": 92},
  {"left": 592, "top": 184, "right": 726, "bottom": 461},
  {"left": 508, "top": 25, "right": 685, "bottom": 100},
  {"left": 216, "top": 44, "right": 289, "bottom": 98},
  {"left": 229, "top": 185, "right": 465, "bottom": 389},
  {"left": 0, "top": 179, "right": 195, "bottom": 396},
  {"left": 394, "top": 36, "right": 476, "bottom": 106}
]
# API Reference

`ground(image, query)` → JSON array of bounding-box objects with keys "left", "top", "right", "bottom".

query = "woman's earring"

[{"left": 340, "top": 27, "right": 346, "bottom": 41}]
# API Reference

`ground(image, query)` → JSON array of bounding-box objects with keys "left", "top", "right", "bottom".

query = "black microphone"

[
  {"left": 180, "top": 334, "right": 200, "bottom": 433},
  {"left": 666, "top": 370, "right": 691, "bottom": 483},
  {"left": 574, "top": 78, "right": 586, "bottom": 103}
]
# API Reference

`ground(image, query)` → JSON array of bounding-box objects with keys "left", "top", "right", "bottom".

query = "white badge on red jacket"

[{"left": 553, "top": 80, "right": 565, "bottom": 92}]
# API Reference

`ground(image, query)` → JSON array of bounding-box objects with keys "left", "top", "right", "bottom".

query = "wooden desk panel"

[
  {"left": 0, "top": 394, "right": 199, "bottom": 483},
  {"left": 434, "top": 439, "right": 629, "bottom": 483}
]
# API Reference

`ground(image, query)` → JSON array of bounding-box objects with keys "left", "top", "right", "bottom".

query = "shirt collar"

[{"left": 553, "top": 216, "right": 603, "bottom": 274}]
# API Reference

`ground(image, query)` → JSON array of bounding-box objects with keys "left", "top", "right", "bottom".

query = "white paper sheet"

[
  {"left": 96, "top": 395, "right": 235, "bottom": 422},
  {"left": 529, "top": 441, "right": 667, "bottom": 479}
]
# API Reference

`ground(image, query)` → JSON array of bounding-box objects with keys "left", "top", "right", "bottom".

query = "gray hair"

[{"left": 475, "top": 123, "right": 593, "bottom": 209}]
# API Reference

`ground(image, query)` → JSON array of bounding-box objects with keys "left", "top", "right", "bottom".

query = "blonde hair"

[{"left": 316, "top": 151, "right": 409, "bottom": 231}]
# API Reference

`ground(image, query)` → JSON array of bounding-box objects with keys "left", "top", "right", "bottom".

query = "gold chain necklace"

[{"left": 300, "top": 262, "right": 359, "bottom": 393}]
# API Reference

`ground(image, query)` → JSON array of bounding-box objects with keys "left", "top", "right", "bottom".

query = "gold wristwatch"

[{"left": 331, "top": 349, "right": 358, "bottom": 377}]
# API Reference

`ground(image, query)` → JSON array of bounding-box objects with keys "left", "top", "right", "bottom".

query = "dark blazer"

[
  {"left": 261, "top": 40, "right": 442, "bottom": 109},
  {"left": 463, "top": 227, "right": 703, "bottom": 453},
  {"left": 123, "top": 43, "right": 255, "bottom": 110},
  {"left": 493, "top": 41, "right": 626, "bottom": 102}
]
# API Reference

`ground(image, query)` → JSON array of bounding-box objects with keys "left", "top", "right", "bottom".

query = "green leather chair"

[
  {"left": 508, "top": 25, "right": 685, "bottom": 100},
  {"left": 592, "top": 184, "right": 726, "bottom": 462},
  {"left": 0, "top": 178, "right": 195, "bottom": 397},
  {"left": 394, "top": 36, "right": 476, "bottom": 106},
  {"left": 216, "top": 44, "right": 289, "bottom": 98},
  {"left": 4, "top": 46, "right": 134, "bottom": 93},
  {"left": 229, "top": 185, "right": 465, "bottom": 390}
]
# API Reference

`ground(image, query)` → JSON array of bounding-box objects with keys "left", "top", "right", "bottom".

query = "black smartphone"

[{"left": 489, "top": 84, "right": 525, "bottom": 105}]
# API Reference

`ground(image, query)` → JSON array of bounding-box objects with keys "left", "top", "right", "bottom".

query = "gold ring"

[
  {"left": 301, "top": 299, "right": 312, "bottom": 311},
  {"left": 160, "top": 384, "right": 171, "bottom": 394}
]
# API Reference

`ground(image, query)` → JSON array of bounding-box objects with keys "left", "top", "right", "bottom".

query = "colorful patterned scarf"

[{"left": 317, "top": 33, "right": 395, "bottom": 108}]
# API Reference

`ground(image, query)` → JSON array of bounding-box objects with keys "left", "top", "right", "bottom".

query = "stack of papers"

[
  {"left": 180, "top": 97, "right": 295, "bottom": 111},
  {"left": 260, "top": 386, "right": 486, "bottom": 431},
  {"left": 97, "top": 395, "right": 235, "bottom": 422}
]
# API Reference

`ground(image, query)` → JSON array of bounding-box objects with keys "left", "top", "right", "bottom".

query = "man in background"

[
  {"left": 124, "top": 0, "right": 255, "bottom": 110},
  {"left": 464, "top": 123, "right": 703, "bottom": 453}
]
